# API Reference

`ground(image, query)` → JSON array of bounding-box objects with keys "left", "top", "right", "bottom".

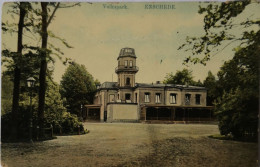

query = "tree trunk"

[
  {"left": 38, "top": 2, "right": 48, "bottom": 137},
  {"left": 11, "top": 2, "right": 26, "bottom": 140}
]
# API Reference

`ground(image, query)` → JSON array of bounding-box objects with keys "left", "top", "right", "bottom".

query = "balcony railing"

[{"left": 115, "top": 65, "right": 139, "bottom": 73}]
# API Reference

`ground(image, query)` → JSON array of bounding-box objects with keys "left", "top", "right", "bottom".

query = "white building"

[{"left": 85, "top": 48, "right": 213, "bottom": 123}]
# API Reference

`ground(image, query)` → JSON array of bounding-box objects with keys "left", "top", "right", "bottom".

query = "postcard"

[{"left": 1, "top": 1, "right": 259, "bottom": 167}]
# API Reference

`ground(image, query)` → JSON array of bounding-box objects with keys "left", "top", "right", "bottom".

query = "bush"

[
  {"left": 1, "top": 107, "right": 32, "bottom": 141},
  {"left": 1, "top": 108, "right": 85, "bottom": 141},
  {"left": 44, "top": 103, "right": 84, "bottom": 135},
  {"left": 60, "top": 112, "right": 84, "bottom": 134}
]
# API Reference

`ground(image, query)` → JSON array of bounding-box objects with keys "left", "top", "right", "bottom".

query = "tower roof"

[{"left": 117, "top": 47, "right": 136, "bottom": 60}]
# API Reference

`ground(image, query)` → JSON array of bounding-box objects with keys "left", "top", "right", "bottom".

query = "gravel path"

[{"left": 1, "top": 123, "right": 258, "bottom": 167}]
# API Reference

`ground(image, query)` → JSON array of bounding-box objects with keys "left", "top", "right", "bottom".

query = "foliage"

[
  {"left": 1, "top": 71, "right": 85, "bottom": 141},
  {"left": 1, "top": 107, "right": 84, "bottom": 141},
  {"left": 163, "top": 68, "right": 201, "bottom": 86},
  {"left": 1, "top": 73, "right": 13, "bottom": 115},
  {"left": 214, "top": 33, "right": 259, "bottom": 139},
  {"left": 44, "top": 77, "right": 84, "bottom": 134},
  {"left": 203, "top": 71, "right": 217, "bottom": 105},
  {"left": 215, "top": 88, "right": 258, "bottom": 140},
  {"left": 60, "top": 112, "right": 84, "bottom": 134},
  {"left": 60, "top": 62, "right": 96, "bottom": 116},
  {"left": 1, "top": 108, "right": 31, "bottom": 141},
  {"left": 1, "top": 2, "right": 81, "bottom": 140},
  {"left": 178, "top": 1, "right": 259, "bottom": 65},
  {"left": 177, "top": 1, "right": 259, "bottom": 141},
  {"left": 44, "top": 78, "right": 66, "bottom": 133}
]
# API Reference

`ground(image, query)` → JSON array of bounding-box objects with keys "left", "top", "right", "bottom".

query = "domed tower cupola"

[{"left": 115, "top": 47, "right": 139, "bottom": 87}]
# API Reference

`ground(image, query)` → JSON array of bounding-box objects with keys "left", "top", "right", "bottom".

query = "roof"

[
  {"left": 98, "top": 82, "right": 206, "bottom": 90},
  {"left": 135, "top": 83, "right": 206, "bottom": 90},
  {"left": 117, "top": 47, "right": 136, "bottom": 60},
  {"left": 100, "top": 82, "right": 118, "bottom": 89}
]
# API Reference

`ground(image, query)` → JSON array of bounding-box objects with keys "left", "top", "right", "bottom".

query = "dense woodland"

[{"left": 1, "top": 1, "right": 259, "bottom": 141}]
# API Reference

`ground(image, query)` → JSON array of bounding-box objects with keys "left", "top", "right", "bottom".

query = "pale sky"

[{"left": 1, "top": 2, "right": 259, "bottom": 84}]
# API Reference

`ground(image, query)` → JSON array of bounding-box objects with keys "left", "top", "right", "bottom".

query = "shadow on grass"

[
  {"left": 55, "top": 130, "right": 90, "bottom": 136},
  {"left": 1, "top": 131, "right": 90, "bottom": 143},
  {"left": 208, "top": 134, "right": 257, "bottom": 143},
  {"left": 1, "top": 136, "right": 57, "bottom": 143}
]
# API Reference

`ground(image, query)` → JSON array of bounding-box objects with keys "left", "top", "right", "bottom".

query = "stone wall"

[{"left": 107, "top": 103, "right": 139, "bottom": 122}]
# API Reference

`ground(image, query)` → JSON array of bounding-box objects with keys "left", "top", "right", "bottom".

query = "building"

[{"left": 85, "top": 48, "right": 213, "bottom": 123}]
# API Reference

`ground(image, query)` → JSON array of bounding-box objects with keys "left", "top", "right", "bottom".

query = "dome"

[{"left": 117, "top": 47, "right": 136, "bottom": 60}]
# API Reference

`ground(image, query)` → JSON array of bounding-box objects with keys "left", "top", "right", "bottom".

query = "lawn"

[{"left": 1, "top": 123, "right": 258, "bottom": 167}]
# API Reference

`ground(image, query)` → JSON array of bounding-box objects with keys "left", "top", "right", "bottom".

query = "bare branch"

[
  {"left": 212, "top": 39, "right": 239, "bottom": 57},
  {"left": 47, "top": 2, "right": 60, "bottom": 28},
  {"left": 58, "top": 3, "right": 81, "bottom": 8}
]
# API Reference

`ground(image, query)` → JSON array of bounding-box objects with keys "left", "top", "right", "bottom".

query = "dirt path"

[{"left": 1, "top": 123, "right": 258, "bottom": 167}]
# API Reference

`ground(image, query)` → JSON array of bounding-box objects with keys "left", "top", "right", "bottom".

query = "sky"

[{"left": 1, "top": 2, "right": 260, "bottom": 84}]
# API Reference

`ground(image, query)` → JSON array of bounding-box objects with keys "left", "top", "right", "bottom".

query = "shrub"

[
  {"left": 1, "top": 107, "right": 31, "bottom": 141},
  {"left": 1, "top": 108, "right": 85, "bottom": 141},
  {"left": 61, "top": 112, "right": 84, "bottom": 134}
]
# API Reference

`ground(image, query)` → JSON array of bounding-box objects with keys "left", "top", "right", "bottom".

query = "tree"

[
  {"left": 203, "top": 71, "right": 217, "bottom": 105},
  {"left": 2, "top": 2, "right": 80, "bottom": 140},
  {"left": 215, "top": 33, "right": 259, "bottom": 139},
  {"left": 163, "top": 69, "right": 197, "bottom": 85},
  {"left": 60, "top": 62, "right": 96, "bottom": 117},
  {"left": 38, "top": 2, "right": 49, "bottom": 136},
  {"left": 1, "top": 73, "right": 13, "bottom": 115},
  {"left": 7, "top": 2, "right": 32, "bottom": 140},
  {"left": 178, "top": 1, "right": 259, "bottom": 140},
  {"left": 37, "top": 2, "right": 79, "bottom": 136},
  {"left": 178, "top": 1, "right": 259, "bottom": 65}
]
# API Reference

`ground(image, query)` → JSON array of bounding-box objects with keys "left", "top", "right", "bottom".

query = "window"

[
  {"left": 126, "top": 48, "right": 132, "bottom": 53},
  {"left": 185, "top": 94, "right": 191, "bottom": 105},
  {"left": 155, "top": 93, "right": 161, "bottom": 103},
  {"left": 118, "top": 61, "right": 120, "bottom": 66},
  {"left": 117, "top": 94, "right": 120, "bottom": 100},
  {"left": 145, "top": 93, "right": 150, "bottom": 103},
  {"left": 170, "top": 93, "right": 177, "bottom": 104},
  {"left": 109, "top": 94, "right": 115, "bottom": 102},
  {"left": 125, "top": 93, "right": 131, "bottom": 100},
  {"left": 196, "top": 94, "right": 201, "bottom": 105},
  {"left": 124, "top": 60, "right": 128, "bottom": 67},
  {"left": 129, "top": 61, "right": 133, "bottom": 68},
  {"left": 126, "top": 77, "right": 131, "bottom": 86},
  {"left": 135, "top": 93, "right": 138, "bottom": 103}
]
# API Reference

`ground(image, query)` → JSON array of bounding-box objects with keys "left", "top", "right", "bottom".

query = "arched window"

[{"left": 126, "top": 77, "right": 130, "bottom": 86}]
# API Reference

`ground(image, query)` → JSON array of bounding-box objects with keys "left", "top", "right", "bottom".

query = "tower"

[{"left": 115, "top": 47, "right": 138, "bottom": 87}]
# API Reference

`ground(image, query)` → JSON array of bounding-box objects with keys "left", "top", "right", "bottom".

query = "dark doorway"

[{"left": 86, "top": 108, "right": 100, "bottom": 121}]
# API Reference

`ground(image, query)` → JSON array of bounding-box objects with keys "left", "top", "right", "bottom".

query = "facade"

[{"left": 85, "top": 48, "right": 213, "bottom": 122}]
